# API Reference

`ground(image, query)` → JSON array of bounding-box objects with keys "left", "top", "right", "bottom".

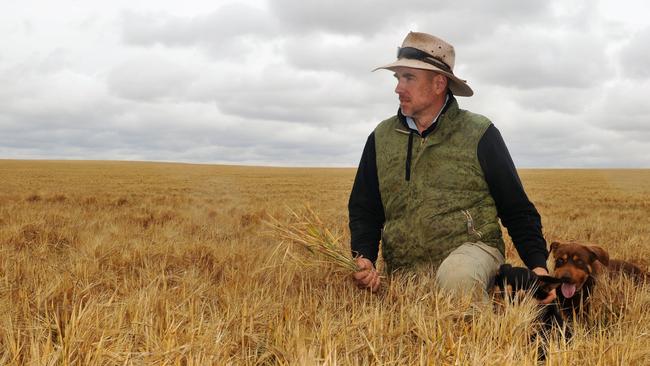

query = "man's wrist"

[
  {"left": 526, "top": 254, "right": 549, "bottom": 273},
  {"left": 531, "top": 267, "right": 549, "bottom": 276}
]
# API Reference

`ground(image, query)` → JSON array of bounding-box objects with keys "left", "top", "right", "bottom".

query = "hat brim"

[{"left": 373, "top": 59, "right": 474, "bottom": 97}]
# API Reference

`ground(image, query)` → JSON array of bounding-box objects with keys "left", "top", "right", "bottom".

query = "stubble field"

[{"left": 1, "top": 160, "right": 649, "bottom": 365}]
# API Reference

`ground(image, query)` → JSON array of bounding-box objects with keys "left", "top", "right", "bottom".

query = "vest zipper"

[{"left": 405, "top": 130, "right": 414, "bottom": 181}]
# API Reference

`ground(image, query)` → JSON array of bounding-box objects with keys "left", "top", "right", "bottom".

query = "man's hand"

[
  {"left": 532, "top": 267, "right": 557, "bottom": 304},
  {"left": 352, "top": 257, "right": 380, "bottom": 292}
]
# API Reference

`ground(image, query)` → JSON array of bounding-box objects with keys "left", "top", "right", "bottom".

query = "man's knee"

[
  {"left": 435, "top": 261, "right": 485, "bottom": 294},
  {"left": 434, "top": 242, "right": 504, "bottom": 296}
]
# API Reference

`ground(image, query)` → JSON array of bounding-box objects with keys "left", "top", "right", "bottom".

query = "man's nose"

[{"left": 395, "top": 81, "right": 404, "bottom": 94}]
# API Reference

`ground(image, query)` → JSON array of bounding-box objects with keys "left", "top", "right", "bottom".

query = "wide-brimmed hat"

[{"left": 374, "top": 32, "right": 473, "bottom": 97}]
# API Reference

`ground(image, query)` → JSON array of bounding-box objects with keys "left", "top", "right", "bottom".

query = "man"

[{"left": 348, "top": 32, "right": 554, "bottom": 303}]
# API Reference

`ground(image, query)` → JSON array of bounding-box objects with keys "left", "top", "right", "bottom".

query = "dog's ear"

[
  {"left": 586, "top": 245, "right": 610, "bottom": 266},
  {"left": 498, "top": 264, "right": 513, "bottom": 273},
  {"left": 550, "top": 241, "right": 561, "bottom": 254}
]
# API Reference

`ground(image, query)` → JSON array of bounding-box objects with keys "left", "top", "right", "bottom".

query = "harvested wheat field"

[{"left": 1, "top": 160, "right": 650, "bottom": 365}]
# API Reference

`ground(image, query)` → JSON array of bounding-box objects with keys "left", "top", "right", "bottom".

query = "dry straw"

[{"left": 266, "top": 207, "right": 359, "bottom": 273}]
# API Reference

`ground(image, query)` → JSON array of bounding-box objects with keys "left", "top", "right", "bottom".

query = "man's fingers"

[
  {"left": 353, "top": 269, "right": 378, "bottom": 289},
  {"left": 355, "top": 257, "right": 373, "bottom": 271},
  {"left": 352, "top": 270, "right": 367, "bottom": 281},
  {"left": 361, "top": 270, "right": 376, "bottom": 285},
  {"left": 351, "top": 257, "right": 380, "bottom": 291},
  {"left": 539, "top": 289, "right": 557, "bottom": 305},
  {"left": 369, "top": 274, "right": 381, "bottom": 292},
  {"left": 353, "top": 268, "right": 374, "bottom": 282}
]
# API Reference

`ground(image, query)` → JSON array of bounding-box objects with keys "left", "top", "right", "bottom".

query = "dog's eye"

[
  {"left": 556, "top": 258, "right": 564, "bottom": 265},
  {"left": 575, "top": 259, "right": 583, "bottom": 265}
]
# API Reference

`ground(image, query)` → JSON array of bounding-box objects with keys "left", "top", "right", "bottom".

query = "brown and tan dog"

[{"left": 550, "top": 240, "right": 648, "bottom": 319}]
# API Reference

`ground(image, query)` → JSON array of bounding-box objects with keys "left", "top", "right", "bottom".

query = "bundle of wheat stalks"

[{"left": 266, "top": 207, "right": 359, "bottom": 273}]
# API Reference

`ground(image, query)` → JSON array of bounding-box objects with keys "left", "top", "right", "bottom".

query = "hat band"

[{"left": 397, "top": 47, "right": 453, "bottom": 74}]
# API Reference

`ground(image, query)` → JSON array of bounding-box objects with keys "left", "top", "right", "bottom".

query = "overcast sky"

[{"left": 1, "top": 0, "right": 649, "bottom": 167}]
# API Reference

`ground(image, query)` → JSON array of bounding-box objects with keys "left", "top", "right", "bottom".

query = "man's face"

[{"left": 393, "top": 67, "right": 446, "bottom": 118}]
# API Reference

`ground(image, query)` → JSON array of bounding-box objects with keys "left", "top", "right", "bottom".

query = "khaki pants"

[{"left": 435, "top": 242, "right": 505, "bottom": 300}]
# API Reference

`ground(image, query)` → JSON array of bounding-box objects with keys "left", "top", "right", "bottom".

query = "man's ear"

[
  {"left": 432, "top": 73, "right": 448, "bottom": 95},
  {"left": 586, "top": 245, "right": 610, "bottom": 266}
]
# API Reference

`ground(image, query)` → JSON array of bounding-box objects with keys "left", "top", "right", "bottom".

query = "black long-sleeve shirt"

[{"left": 348, "top": 110, "right": 548, "bottom": 270}]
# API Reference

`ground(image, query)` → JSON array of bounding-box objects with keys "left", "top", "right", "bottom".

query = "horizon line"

[{"left": 1, "top": 158, "right": 649, "bottom": 170}]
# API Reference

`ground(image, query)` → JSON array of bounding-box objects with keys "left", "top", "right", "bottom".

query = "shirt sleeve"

[
  {"left": 348, "top": 132, "right": 385, "bottom": 265},
  {"left": 477, "top": 125, "right": 549, "bottom": 270}
]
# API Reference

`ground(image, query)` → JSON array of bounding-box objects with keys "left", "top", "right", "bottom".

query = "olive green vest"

[{"left": 375, "top": 100, "right": 505, "bottom": 272}]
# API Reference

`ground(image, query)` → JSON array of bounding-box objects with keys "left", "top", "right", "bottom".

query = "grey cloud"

[
  {"left": 510, "top": 87, "right": 597, "bottom": 115},
  {"left": 460, "top": 87, "right": 641, "bottom": 168},
  {"left": 120, "top": 0, "right": 553, "bottom": 60},
  {"left": 107, "top": 54, "right": 197, "bottom": 102},
  {"left": 205, "top": 63, "right": 395, "bottom": 125},
  {"left": 502, "top": 117, "right": 640, "bottom": 168},
  {"left": 464, "top": 30, "right": 611, "bottom": 90},
  {"left": 0, "top": 61, "right": 207, "bottom": 158},
  {"left": 620, "top": 27, "right": 650, "bottom": 79},
  {"left": 120, "top": 4, "right": 278, "bottom": 58},
  {"left": 1, "top": 67, "right": 114, "bottom": 130},
  {"left": 283, "top": 33, "right": 388, "bottom": 75},
  {"left": 484, "top": 86, "right": 650, "bottom": 168},
  {"left": 268, "top": 0, "right": 550, "bottom": 37},
  {"left": 281, "top": 32, "right": 423, "bottom": 84},
  {"left": 268, "top": 0, "right": 404, "bottom": 35},
  {"left": 1, "top": 77, "right": 365, "bottom": 165},
  {"left": 239, "top": 124, "right": 364, "bottom": 166},
  {"left": 587, "top": 80, "right": 650, "bottom": 144}
]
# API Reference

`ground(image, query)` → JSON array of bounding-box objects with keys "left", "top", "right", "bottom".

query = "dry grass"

[
  {"left": 266, "top": 206, "right": 358, "bottom": 273},
  {"left": 1, "top": 160, "right": 649, "bottom": 365}
]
